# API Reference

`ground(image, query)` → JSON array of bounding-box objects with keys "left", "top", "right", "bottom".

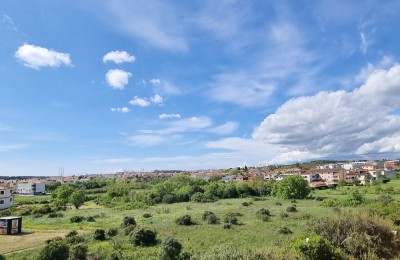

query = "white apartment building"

[
  {"left": 16, "top": 182, "right": 46, "bottom": 195},
  {"left": 0, "top": 186, "right": 14, "bottom": 209}
]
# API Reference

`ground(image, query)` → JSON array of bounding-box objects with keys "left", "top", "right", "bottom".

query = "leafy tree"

[
  {"left": 52, "top": 184, "right": 76, "bottom": 207},
  {"left": 122, "top": 216, "right": 136, "bottom": 227},
  {"left": 273, "top": 175, "right": 310, "bottom": 199},
  {"left": 68, "top": 243, "right": 88, "bottom": 260},
  {"left": 93, "top": 229, "right": 106, "bottom": 241},
  {"left": 70, "top": 190, "right": 86, "bottom": 209},
  {"left": 130, "top": 227, "right": 157, "bottom": 246},
  {"left": 46, "top": 181, "right": 61, "bottom": 192},
  {"left": 160, "top": 237, "right": 183, "bottom": 260},
  {"left": 37, "top": 237, "right": 70, "bottom": 260},
  {"left": 209, "top": 174, "right": 222, "bottom": 182}
]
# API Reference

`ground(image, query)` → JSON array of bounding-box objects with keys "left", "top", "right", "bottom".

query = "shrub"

[
  {"left": 314, "top": 196, "right": 324, "bottom": 201},
  {"left": 275, "top": 202, "right": 282, "bottom": 206},
  {"left": 93, "top": 229, "right": 106, "bottom": 241},
  {"left": 68, "top": 243, "right": 88, "bottom": 260},
  {"left": 175, "top": 215, "right": 195, "bottom": 226},
  {"left": 256, "top": 208, "right": 271, "bottom": 222},
  {"left": 48, "top": 212, "right": 64, "bottom": 218},
  {"left": 160, "top": 237, "right": 182, "bottom": 260},
  {"left": 287, "top": 206, "right": 297, "bottom": 212},
  {"left": 86, "top": 216, "right": 95, "bottom": 222},
  {"left": 0, "top": 254, "right": 4, "bottom": 260},
  {"left": 122, "top": 216, "right": 136, "bottom": 227},
  {"left": 311, "top": 211, "right": 400, "bottom": 259},
  {"left": 108, "top": 253, "right": 121, "bottom": 260},
  {"left": 70, "top": 216, "right": 85, "bottom": 223},
  {"left": 37, "top": 237, "right": 69, "bottom": 260},
  {"left": 162, "top": 194, "right": 177, "bottom": 204},
  {"left": 107, "top": 228, "right": 118, "bottom": 237},
  {"left": 291, "top": 199, "right": 297, "bottom": 203},
  {"left": 242, "top": 202, "right": 251, "bottom": 206},
  {"left": 291, "top": 232, "right": 343, "bottom": 260},
  {"left": 273, "top": 175, "right": 310, "bottom": 199},
  {"left": 223, "top": 213, "right": 240, "bottom": 225},
  {"left": 143, "top": 213, "right": 152, "bottom": 218},
  {"left": 278, "top": 226, "right": 292, "bottom": 234},
  {"left": 130, "top": 227, "right": 157, "bottom": 246},
  {"left": 223, "top": 223, "right": 231, "bottom": 229},
  {"left": 124, "top": 225, "right": 136, "bottom": 235},
  {"left": 280, "top": 212, "right": 289, "bottom": 218},
  {"left": 202, "top": 211, "right": 218, "bottom": 224}
]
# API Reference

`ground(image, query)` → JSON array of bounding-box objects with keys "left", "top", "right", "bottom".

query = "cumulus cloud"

[
  {"left": 15, "top": 44, "right": 72, "bottom": 69},
  {"left": 129, "top": 96, "right": 150, "bottom": 107},
  {"left": 159, "top": 113, "right": 181, "bottom": 119},
  {"left": 150, "top": 94, "right": 163, "bottom": 104},
  {"left": 111, "top": 107, "right": 130, "bottom": 113},
  {"left": 253, "top": 64, "right": 400, "bottom": 160},
  {"left": 103, "top": 50, "right": 135, "bottom": 64},
  {"left": 105, "top": 69, "right": 132, "bottom": 90}
]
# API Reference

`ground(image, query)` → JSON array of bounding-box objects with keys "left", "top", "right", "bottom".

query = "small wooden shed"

[{"left": 0, "top": 216, "right": 22, "bottom": 235}]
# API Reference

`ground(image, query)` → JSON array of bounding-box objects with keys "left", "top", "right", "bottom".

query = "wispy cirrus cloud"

[
  {"left": 15, "top": 44, "right": 72, "bottom": 70},
  {"left": 105, "top": 0, "right": 188, "bottom": 51},
  {"left": 159, "top": 113, "right": 181, "bottom": 119},
  {"left": 0, "top": 143, "right": 29, "bottom": 152},
  {"left": 140, "top": 116, "right": 212, "bottom": 135}
]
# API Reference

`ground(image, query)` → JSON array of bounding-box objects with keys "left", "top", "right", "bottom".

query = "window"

[
  {"left": 0, "top": 200, "right": 4, "bottom": 204},
  {"left": 10, "top": 198, "right": 13, "bottom": 202},
  {"left": 0, "top": 191, "right": 4, "bottom": 195}
]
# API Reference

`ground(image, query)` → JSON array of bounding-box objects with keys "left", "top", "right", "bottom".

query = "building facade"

[
  {"left": 16, "top": 182, "right": 46, "bottom": 195},
  {"left": 0, "top": 186, "right": 14, "bottom": 210}
]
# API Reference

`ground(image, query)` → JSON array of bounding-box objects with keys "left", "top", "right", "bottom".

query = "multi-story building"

[
  {"left": 16, "top": 182, "right": 45, "bottom": 195},
  {"left": 0, "top": 186, "right": 14, "bottom": 210}
]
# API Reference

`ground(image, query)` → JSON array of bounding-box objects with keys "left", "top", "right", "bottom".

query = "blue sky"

[{"left": 1, "top": 0, "right": 400, "bottom": 176}]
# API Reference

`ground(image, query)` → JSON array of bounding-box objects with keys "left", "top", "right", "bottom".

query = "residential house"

[
  {"left": 16, "top": 182, "right": 45, "bottom": 195},
  {"left": 0, "top": 186, "right": 14, "bottom": 210}
]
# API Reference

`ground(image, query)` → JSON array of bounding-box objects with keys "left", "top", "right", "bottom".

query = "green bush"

[
  {"left": 86, "top": 216, "right": 95, "bottom": 222},
  {"left": 107, "top": 228, "right": 118, "bottom": 237},
  {"left": 162, "top": 194, "right": 177, "bottom": 204},
  {"left": 278, "top": 226, "right": 292, "bottom": 234},
  {"left": 286, "top": 206, "right": 297, "bottom": 212},
  {"left": 280, "top": 212, "right": 289, "bottom": 218},
  {"left": 130, "top": 227, "right": 157, "bottom": 246},
  {"left": 311, "top": 211, "right": 400, "bottom": 259},
  {"left": 93, "top": 229, "right": 106, "bottom": 241},
  {"left": 160, "top": 237, "right": 182, "bottom": 260},
  {"left": 143, "top": 213, "right": 152, "bottom": 218},
  {"left": 108, "top": 252, "right": 121, "bottom": 260},
  {"left": 202, "top": 211, "right": 218, "bottom": 224},
  {"left": 48, "top": 212, "right": 64, "bottom": 218},
  {"left": 223, "top": 213, "right": 240, "bottom": 225},
  {"left": 65, "top": 230, "right": 84, "bottom": 244},
  {"left": 175, "top": 215, "right": 195, "bottom": 226},
  {"left": 122, "top": 216, "right": 136, "bottom": 227},
  {"left": 0, "top": 254, "right": 5, "bottom": 260},
  {"left": 124, "top": 225, "right": 136, "bottom": 235},
  {"left": 272, "top": 175, "right": 310, "bottom": 199},
  {"left": 70, "top": 216, "right": 85, "bottom": 223},
  {"left": 68, "top": 243, "right": 87, "bottom": 260},
  {"left": 37, "top": 237, "right": 69, "bottom": 260},
  {"left": 291, "top": 232, "right": 343, "bottom": 260},
  {"left": 223, "top": 223, "right": 231, "bottom": 229}
]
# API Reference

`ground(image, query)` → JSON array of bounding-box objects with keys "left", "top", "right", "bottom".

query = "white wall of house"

[
  {"left": 0, "top": 187, "right": 14, "bottom": 209},
  {"left": 16, "top": 182, "right": 46, "bottom": 195}
]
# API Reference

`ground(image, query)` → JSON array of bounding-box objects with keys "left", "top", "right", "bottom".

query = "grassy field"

[{"left": 2, "top": 180, "right": 400, "bottom": 259}]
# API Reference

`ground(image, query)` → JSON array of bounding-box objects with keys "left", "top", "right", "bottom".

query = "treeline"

[{"left": 95, "top": 174, "right": 274, "bottom": 209}]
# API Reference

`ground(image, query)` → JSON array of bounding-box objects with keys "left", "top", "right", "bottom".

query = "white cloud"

[
  {"left": 150, "top": 94, "right": 163, "bottom": 104},
  {"left": 2, "top": 15, "right": 18, "bottom": 31},
  {"left": 129, "top": 96, "right": 150, "bottom": 107},
  {"left": 105, "top": 69, "right": 132, "bottom": 90},
  {"left": 149, "top": 79, "right": 161, "bottom": 85},
  {"left": 141, "top": 116, "right": 212, "bottom": 134},
  {"left": 267, "top": 151, "right": 321, "bottom": 165},
  {"left": 15, "top": 44, "right": 71, "bottom": 70},
  {"left": 111, "top": 107, "right": 130, "bottom": 113},
  {"left": 159, "top": 113, "right": 181, "bottom": 119},
  {"left": 105, "top": 0, "right": 187, "bottom": 51},
  {"left": 103, "top": 50, "right": 135, "bottom": 64},
  {"left": 0, "top": 143, "right": 29, "bottom": 152},
  {"left": 253, "top": 64, "right": 400, "bottom": 159},
  {"left": 360, "top": 32, "right": 368, "bottom": 54},
  {"left": 208, "top": 122, "right": 238, "bottom": 135}
]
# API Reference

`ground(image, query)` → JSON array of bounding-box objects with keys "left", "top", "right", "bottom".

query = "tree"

[
  {"left": 52, "top": 184, "right": 75, "bottom": 207},
  {"left": 130, "top": 227, "right": 157, "bottom": 246},
  {"left": 37, "top": 237, "right": 69, "bottom": 260},
  {"left": 70, "top": 190, "right": 86, "bottom": 209},
  {"left": 68, "top": 244, "right": 88, "bottom": 260},
  {"left": 209, "top": 174, "right": 222, "bottom": 182},
  {"left": 160, "top": 237, "right": 182, "bottom": 260},
  {"left": 273, "top": 175, "right": 310, "bottom": 199}
]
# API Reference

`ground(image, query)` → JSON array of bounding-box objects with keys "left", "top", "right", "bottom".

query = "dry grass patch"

[{"left": 0, "top": 229, "right": 69, "bottom": 255}]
